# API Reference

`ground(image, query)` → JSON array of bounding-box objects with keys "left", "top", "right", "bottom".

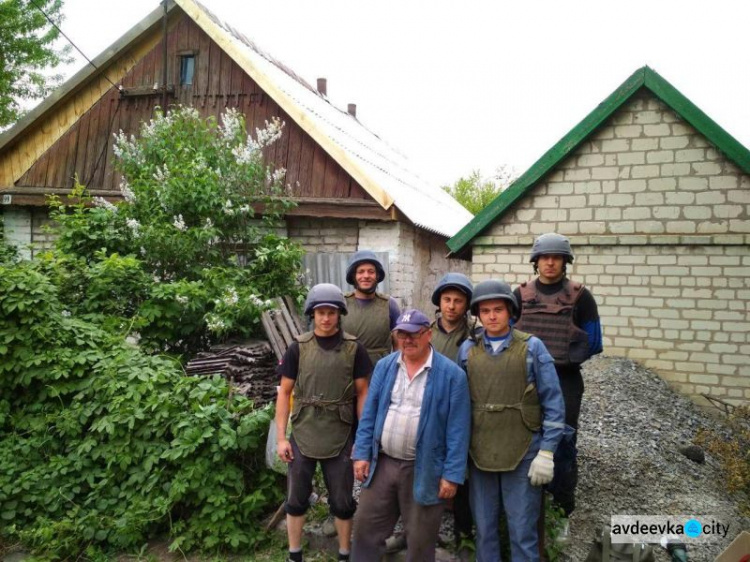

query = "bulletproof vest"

[
  {"left": 291, "top": 331, "right": 357, "bottom": 459},
  {"left": 430, "top": 317, "right": 470, "bottom": 362},
  {"left": 515, "top": 279, "right": 589, "bottom": 366},
  {"left": 467, "top": 330, "right": 542, "bottom": 471},
  {"left": 341, "top": 292, "right": 392, "bottom": 367}
]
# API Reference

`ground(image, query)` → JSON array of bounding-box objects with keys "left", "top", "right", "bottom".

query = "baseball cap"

[{"left": 392, "top": 309, "right": 431, "bottom": 333}]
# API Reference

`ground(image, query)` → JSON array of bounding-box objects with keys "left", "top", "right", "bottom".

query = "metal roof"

[
  {"left": 1, "top": 0, "right": 473, "bottom": 238},
  {"left": 180, "top": 0, "right": 473, "bottom": 238}
]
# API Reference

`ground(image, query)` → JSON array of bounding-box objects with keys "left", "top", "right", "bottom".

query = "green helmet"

[
  {"left": 470, "top": 279, "right": 518, "bottom": 316},
  {"left": 304, "top": 283, "right": 348, "bottom": 316},
  {"left": 530, "top": 233, "right": 574, "bottom": 263}
]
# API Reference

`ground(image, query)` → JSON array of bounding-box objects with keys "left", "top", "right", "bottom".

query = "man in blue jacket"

[
  {"left": 351, "top": 309, "right": 471, "bottom": 562},
  {"left": 457, "top": 280, "right": 565, "bottom": 562}
]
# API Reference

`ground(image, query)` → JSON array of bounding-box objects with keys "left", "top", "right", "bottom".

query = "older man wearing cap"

[{"left": 350, "top": 309, "right": 471, "bottom": 562}]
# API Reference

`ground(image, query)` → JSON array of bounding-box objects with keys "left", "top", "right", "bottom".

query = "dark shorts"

[{"left": 285, "top": 434, "right": 356, "bottom": 520}]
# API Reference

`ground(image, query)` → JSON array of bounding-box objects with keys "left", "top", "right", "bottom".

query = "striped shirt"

[{"left": 380, "top": 348, "right": 433, "bottom": 460}]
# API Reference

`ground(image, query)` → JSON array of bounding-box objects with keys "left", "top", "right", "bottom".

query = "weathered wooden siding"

[
  {"left": 12, "top": 14, "right": 370, "bottom": 201},
  {"left": 0, "top": 27, "right": 164, "bottom": 188}
]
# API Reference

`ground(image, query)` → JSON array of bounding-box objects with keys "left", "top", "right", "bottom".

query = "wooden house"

[
  {"left": 448, "top": 66, "right": 750, "bottom": 407},
  {"left": 0, "top": 0, "right": 472, "bottom": 314}
]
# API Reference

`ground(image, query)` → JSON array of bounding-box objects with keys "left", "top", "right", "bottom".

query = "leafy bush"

[
  {"left": 45, "top": 106, "right": 304, "bottom": 357},
  {"left": 0, "top": 263, "right": 283, "bottom": 558},
  {"left": 0, "top": 106, "right": 305, "bottom": 557}
]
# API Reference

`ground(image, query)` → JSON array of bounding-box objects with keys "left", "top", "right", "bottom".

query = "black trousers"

[
  {"left": 285, "top": 434, "right": 356, "bottom": 519},
  {"left": 547, "top": 368, "right": 583, "bottom": 516}
]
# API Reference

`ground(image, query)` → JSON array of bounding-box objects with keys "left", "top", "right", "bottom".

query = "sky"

[{"left": 53, "top": 0, "right": 750, "bottom": 188}]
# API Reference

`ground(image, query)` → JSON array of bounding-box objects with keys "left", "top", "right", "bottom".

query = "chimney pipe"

[
  {"left": 347, "top": 103, "right": 357, "bottom": 118},
  {"left": 317, "top": 78, "right": 327, "bottom": 96}
]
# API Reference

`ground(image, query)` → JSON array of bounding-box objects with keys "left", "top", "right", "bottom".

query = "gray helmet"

[
  {"left": 431, "top": 273, "right": 474, "bottom": 306},
  {"left": 470, "top": 279, "right": 518, "bottom": 316},
  {"left": 345, "top": 250, "right": 385, "bottom": 286},
  {"left": 529, "top": 233, "right": 574, "bottom": 263},
  {"left": 304, "top": 283, "right": 348, "bottom": 316}
]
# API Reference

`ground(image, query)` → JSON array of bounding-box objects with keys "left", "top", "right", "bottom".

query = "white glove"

[{"left": 528, "top": 450, "right": 555, "bottom": 486}]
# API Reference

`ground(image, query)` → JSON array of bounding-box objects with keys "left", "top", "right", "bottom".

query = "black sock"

[
  {"left": 338, "top": 552, "right": 350, "bottom": 561},
  {"left": 288, "top": 550, "right": 303, "bottom": 562}
]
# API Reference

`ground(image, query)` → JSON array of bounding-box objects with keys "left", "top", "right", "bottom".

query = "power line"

[{"left": 27, "top": 0, "right": 120, "bottom": 90}]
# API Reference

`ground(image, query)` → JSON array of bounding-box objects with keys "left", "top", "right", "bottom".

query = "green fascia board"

[{"left": 447, "top": 65, "right": 750, "bottom": 254}]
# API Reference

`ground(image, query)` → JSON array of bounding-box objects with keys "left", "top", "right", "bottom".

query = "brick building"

[{"left": 449, "top": 67, "right": 750, "bottom": 406}]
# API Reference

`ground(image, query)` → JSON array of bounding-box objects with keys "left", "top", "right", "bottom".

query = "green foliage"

[
  {"left": 0, "top": 262, "right": 284, "bottom": 558},
  {"left": 544, "top": 496, "right": 567, "bottom": 561},
  {"left": 0, "top": 106, "right": 305, "bottom": 557},
  {"left": 44, "top": 106, "right": 305, "bottom": 357},
  {"left": 441, "top": 166, "right": 515, "bottom": 215},
  {"left": 0, "top": 0, "right": 72, "bottom": 128},
  {"left": 696, "top": 405, "right": 750, "bottom": 516}
]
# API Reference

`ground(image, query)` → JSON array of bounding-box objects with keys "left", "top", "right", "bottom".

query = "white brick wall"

[
  {"left": 2, "top": 207, "right": 32, "bottom": 259},
  {"left": 1, "top": 207, "right": 52, "bottom": 258},
  {"left": 287, "top": 217, "right": 357, "bottom": 253},
  {"left": 470, "top": 91, "right": 750, "bottom": 406}
]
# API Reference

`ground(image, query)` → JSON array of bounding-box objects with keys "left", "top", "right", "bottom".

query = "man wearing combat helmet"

[
  {"left": 275, "top": 283, "right": 371, "bottom": 562},
  {"left": 458, "top": 279, "right": 564, "bottom": 561},
  {"left": 341, "top": 250, "right": 401, "bottom": 368},
  {"left": 514, "top": 233, "right": 603, "bottom": 523}
]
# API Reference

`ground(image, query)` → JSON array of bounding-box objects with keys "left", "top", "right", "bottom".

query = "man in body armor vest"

[
  {"left": 457, "top": 280, "right": 565, "bottom": 562},
  {"left": 513, "top": 233, "right": 603, "bottom": 520},
  {"left": 275, "top": 284, "right": 371, "bottom": 562},
  {"left": 341, "top": 250, "right": 401, "bottom": 368},
  {"left": 430, "top": 272, "right": 475, "bottom": 551},
  {"left": 430, "top": 272, "right": 474, "bottom": 362}
]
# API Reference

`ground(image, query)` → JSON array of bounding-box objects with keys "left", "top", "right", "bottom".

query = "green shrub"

[
  {"left": 45, "top": 106, "right": 304, "bottom": 357},
  {"left": 0, "top": 263, "right": 283, "bottom": 558}
]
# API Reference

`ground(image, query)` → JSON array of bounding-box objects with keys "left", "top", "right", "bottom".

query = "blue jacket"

[{"left": 352, "top": 348, "right": 471, "bottom": 505}]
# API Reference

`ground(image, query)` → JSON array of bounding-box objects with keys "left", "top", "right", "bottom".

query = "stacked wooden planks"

[
  {"left": 260, "top": 296, "right": 305, "bottom": 361},
  {"left": 184, "top": 339, "right": 279, "bottom": 407},
  {"left": 184, "top": 297, "right": 304, "bottom": 407}
]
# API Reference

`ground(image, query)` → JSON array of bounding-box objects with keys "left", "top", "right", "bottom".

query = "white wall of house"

[
  {"left": 1, "top": 207, "right": 55, "bottom": 259},
  {"left": 470, "top": 92, "right": 750, "bottom": 406}
]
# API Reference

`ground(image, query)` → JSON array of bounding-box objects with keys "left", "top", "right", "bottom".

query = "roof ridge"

[{"left": 447, "top": 65, "right": 750, "bottom": 253}]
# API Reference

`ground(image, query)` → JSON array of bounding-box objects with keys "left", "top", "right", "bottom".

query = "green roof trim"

[{"left": 447, "top": 65, "right": 750, "bottom": 254}]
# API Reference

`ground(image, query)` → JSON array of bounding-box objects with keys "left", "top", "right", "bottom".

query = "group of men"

[{"left": 274, "top": 234, "right": 603, "bottom": 562}]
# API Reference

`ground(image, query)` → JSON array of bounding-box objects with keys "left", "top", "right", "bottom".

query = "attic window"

[{"left": 180, "top": 55, "right": 195, "bottom": 85}]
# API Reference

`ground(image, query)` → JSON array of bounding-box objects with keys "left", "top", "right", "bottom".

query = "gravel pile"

[{"left": 563, "top": 355, "right": 749, "bottom": 561}]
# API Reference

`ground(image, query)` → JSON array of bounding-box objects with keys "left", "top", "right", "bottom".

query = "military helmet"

[
  {"left": 304, "top": 283, "right": 348, "bottom": 316},
  {"left": 345, "top": 250, "right": 386, "bottom": 286},
  {"left": 431, "top": 272, "right": 474, "bottom": 306},
  {"left": 529, "top": 233, "right": 574, "bottom": 263},
  {"left": 470, "top": 279, "right": 518, "bottom": 316}
]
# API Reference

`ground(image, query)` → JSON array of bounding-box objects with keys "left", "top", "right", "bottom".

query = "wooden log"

[
  {"left": 283, "top": 295, "right": 305, "bottom": 334},
  {"left": 276, "top": 297, "right": 301, "bottom": 339},
  {"left": 261, "top": 311, "right": 285, "bottom": 361},
  {"left": 272, "top": 310, "right": 294, "bottom": 348}
]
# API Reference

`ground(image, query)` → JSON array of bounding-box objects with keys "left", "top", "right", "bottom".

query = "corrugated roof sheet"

[{"left": 188, "top": 0, "right": 473, "bottom": 238}]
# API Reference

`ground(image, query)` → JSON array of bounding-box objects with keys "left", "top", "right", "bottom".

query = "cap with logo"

[{"left": 392, "top": 309, "right": 431, "bottom": 333}]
